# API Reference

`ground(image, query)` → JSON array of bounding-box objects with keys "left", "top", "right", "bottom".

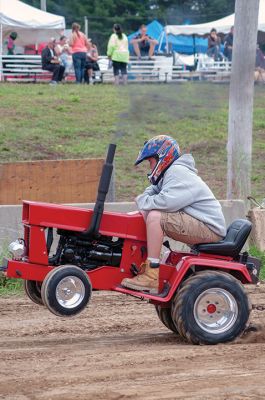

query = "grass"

[
  {"left": 0, "top": 82, "right": 264, "bottom": 201},
  {"left": 249, "top": 246, "right": 265, "bottom": 281},
  {"left": 0, "top": 274, "right": 23, "bottom": 295},
  {"left": 0, "top": 245, "right": 23, "bottom": 295}
]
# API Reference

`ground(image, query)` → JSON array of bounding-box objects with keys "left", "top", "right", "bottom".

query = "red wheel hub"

[{"left": 207, "top": 304, "right": 217, "bottom": 314}]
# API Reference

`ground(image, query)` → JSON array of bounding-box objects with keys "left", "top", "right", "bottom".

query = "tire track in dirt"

[{"left": 1, "top": 286, "right": 265, "bottom": 399}]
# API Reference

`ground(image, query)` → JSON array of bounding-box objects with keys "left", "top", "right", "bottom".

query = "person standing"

[
  {"left": 107, "top": 24, "right": 129, "bottom": 85},
  {"left": 6, "top": 32, "right": 18, "bottom": 55},
  {"left": 69, "top": 23, "right": 90, "bottom": 83}
]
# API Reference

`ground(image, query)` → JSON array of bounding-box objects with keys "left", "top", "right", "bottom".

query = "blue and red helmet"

[{"left": 135, "top": 135, "right": 180, "bottom": 185}]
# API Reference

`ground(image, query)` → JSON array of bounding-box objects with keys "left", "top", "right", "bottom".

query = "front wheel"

[
  {"left": 41, "top": 265, "right": 92, "bottom": 317},
  {"left": 171, "top": 271, "right": 251, "bottom": 345}
]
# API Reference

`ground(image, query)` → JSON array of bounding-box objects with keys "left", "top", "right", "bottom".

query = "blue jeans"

[
  {"left": 72, "top": 52, "right": 87, "bottom": 83},
  {"left": 207, "top": 46, "right": 223, "bottom": 61}
]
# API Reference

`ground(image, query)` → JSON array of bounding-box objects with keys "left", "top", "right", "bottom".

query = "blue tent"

[{"left": 128, "top": 20, "right": 208, "bottom": 55}]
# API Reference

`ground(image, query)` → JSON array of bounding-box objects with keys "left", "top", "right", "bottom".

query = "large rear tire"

[
  {"left": 41, "top": 265, "right": 92, "bottom": 317},
  {"left": 155, "top": 305, "right": 179, "bottom": 334},
  {"left": 171, "top": 271, "right": 251, "bottom": 345},
  {"left": 24, "top": 280, "right": 44, "bottom": 306}
]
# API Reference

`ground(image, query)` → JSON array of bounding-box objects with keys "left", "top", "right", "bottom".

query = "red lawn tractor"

[{"left": 1, "top": 144, "right": 261, "bottom": 345}]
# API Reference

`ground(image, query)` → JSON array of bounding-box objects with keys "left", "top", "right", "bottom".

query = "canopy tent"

[
  {"left": 0, "top": 0, "right": 65, "bottom": 54},
  {"left": 128, "top": 20, "right": 208, "bottom": 55},
  {"left": 165, "top": 0, "right": 265, "bottom": 36}
]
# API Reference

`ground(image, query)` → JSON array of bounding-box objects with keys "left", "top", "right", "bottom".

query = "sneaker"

[
  {"left": 49, "top": 80, "right": 57, "bottom": 85},
  {"left": 89, "top": 80, "right": 94, "bottom": 85}
]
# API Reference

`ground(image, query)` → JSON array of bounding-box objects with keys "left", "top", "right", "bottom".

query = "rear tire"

[
  {"left": 155, "top": 305, "right": 179, "bottom": 334},
  {"left": 24, "top": 280, "right": 44, "bottom": 306},
  {"left": 41, "top": 265, "right": 92, "bottom": 317},
  {"left": 171, "top": 271, "right": 251, "bottom": 345}
]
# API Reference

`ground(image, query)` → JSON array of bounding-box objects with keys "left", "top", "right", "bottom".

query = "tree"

[{"left": 23, "top": 0, "right": 236, "bottom": 52}]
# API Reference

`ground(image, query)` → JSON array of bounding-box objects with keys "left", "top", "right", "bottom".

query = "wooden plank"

[{"left": 0, "top": 159, "right": 104, "bottom": 205}]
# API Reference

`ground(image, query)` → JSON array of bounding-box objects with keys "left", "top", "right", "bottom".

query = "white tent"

[
  {"left": 0, "top": 0, "right": 65, "bottom": 53},
  {"left": 165, "top": 0, "right": 265, "bottom": 36}
]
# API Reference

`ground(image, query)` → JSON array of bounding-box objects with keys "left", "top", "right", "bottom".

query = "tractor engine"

[{"left": 49, "top": 230, "right": 123, "bottom": 271}]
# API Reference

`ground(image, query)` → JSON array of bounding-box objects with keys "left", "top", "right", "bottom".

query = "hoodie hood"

[{"left": 172, "top": 153, "right": 198, "bottom": 174}]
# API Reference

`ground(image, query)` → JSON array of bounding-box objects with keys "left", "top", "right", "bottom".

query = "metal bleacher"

[{"left": 0, "top": 54, "right": 232, "bottom": 83}]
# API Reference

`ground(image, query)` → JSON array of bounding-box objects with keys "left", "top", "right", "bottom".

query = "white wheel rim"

[
  {"left": 56, "top": 276, "right": 86, "bottom": 309},
  {"left": 193, "top": 288, "right": 238, "bottom": 334}
]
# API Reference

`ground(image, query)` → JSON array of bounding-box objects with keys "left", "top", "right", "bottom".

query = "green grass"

[
  {"left": 0, "top": 246, "right": 23, "bottom": 295},
  {"left": 0, "top": 82, "right": 264, "bottom": 201},
  {"left": 0, "top": 274, "right": 23, "bottom": 295},
  {"left": 249, "top": 246, "right": 265, "bottom": 281}
]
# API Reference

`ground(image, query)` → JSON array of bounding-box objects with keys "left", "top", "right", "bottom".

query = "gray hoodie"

[{"left": 136, "top": 154, "right": 226, "bottom": 237}]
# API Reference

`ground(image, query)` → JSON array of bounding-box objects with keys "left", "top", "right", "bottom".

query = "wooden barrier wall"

[{"left": 0, "top": 159, "right": 104, "bottom": 205}]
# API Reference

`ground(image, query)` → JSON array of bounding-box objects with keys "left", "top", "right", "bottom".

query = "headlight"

[{"left": 8, "top": 239, "right": 25, "bottom": 260}]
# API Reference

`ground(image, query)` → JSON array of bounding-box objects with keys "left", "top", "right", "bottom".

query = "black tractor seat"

[{"left": 193, "top": 219, "right": 252, "bottom": 259}]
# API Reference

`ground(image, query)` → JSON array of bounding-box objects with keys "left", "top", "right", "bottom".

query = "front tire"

[
  {"left": 41, "top": 265, "right": 92, "bottom": 317},
  {"left": 171, "top": 271, "right": 251, "bottom": 345}
]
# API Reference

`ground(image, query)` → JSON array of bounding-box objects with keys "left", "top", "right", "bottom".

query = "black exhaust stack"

[{"left": 81, "top": 143, "right": 116, "bottom": 237}]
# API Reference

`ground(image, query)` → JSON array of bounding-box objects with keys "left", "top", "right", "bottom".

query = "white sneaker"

[
  {"left": 89, "top": 80, "right": 94, "bottom": 85},
  {"left": 49, "top": 80, "right": 57, "bottom": 86}
]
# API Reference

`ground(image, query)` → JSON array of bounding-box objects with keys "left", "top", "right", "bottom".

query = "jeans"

[
  {"left": 207, "top": 46, "right": 223, "bottom": 61},
  {"left": 72, "top": 52, "right": 87, "bottom": 83}
]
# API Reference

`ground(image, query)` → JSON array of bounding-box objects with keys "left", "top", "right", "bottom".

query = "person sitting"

[
  {"left": 84, "top": 40, "right": 100, "bottom": 85},
  {"left": 121, "top": 135, "right": 226, "bottom": 294},
  {"left": 224, "top": 26, "right": 234, "bottom": 61},
  {"left": 54, "top": 35, "right": 72, "bottom": 75},
  {"left": 130, "top": 24, "right": 158, "bottom": 60},
  {"left": 41, "top": 38, "right": 65, "bottom": 85},
  {"left": 207, "top": 28, "right": 223, "bottom": 61}
]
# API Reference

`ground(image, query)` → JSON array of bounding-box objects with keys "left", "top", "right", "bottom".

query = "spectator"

[
  {"left": 41, "top": 38, "right": 65, "bottom": 85},
  {"left": 224, "top": 26, "right": 234, "bottom": 61},
  {"left": 254, "top": 44, "right": 265, "bottom": 82},
  {"left": 84, "top": 40, "right": 100, "bottom": 85},
  {"left": 6, "top": 32, "right": 18, "bottom": 55},
  {"left": 55, "top": 36, "right": 72, "bottom": 75},
  {"left": 130, "top": 24, "right": 158, "bottom": 60},
  {"left": 107, "top": 24, "right": 129, "bottom": 85},
  {"left": 69, "top": 23, "right": 90, "bottom": 83},
  {"left": 255, "top": 44, "right": 265, "bottom": 69},
  {"left": 207, "top": 28, "right": 223, "bottom": 61}
]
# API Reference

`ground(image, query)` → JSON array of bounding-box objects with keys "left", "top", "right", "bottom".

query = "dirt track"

[{"left": 1, "top": 285, "right": 265, "bottom": 400}]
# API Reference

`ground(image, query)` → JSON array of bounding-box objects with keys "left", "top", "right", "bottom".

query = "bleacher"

[{"left": 0, "top": 54, "right": 232, "bottom": 83}]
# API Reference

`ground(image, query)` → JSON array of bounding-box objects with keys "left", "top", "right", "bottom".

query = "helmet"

[{"left": 135, "top": 135, "right": 180, "bottom": 185}]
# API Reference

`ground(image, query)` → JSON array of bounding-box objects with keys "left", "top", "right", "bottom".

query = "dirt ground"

[{"left": 1, "top": 285, "right": 265, "bottom": 400}]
